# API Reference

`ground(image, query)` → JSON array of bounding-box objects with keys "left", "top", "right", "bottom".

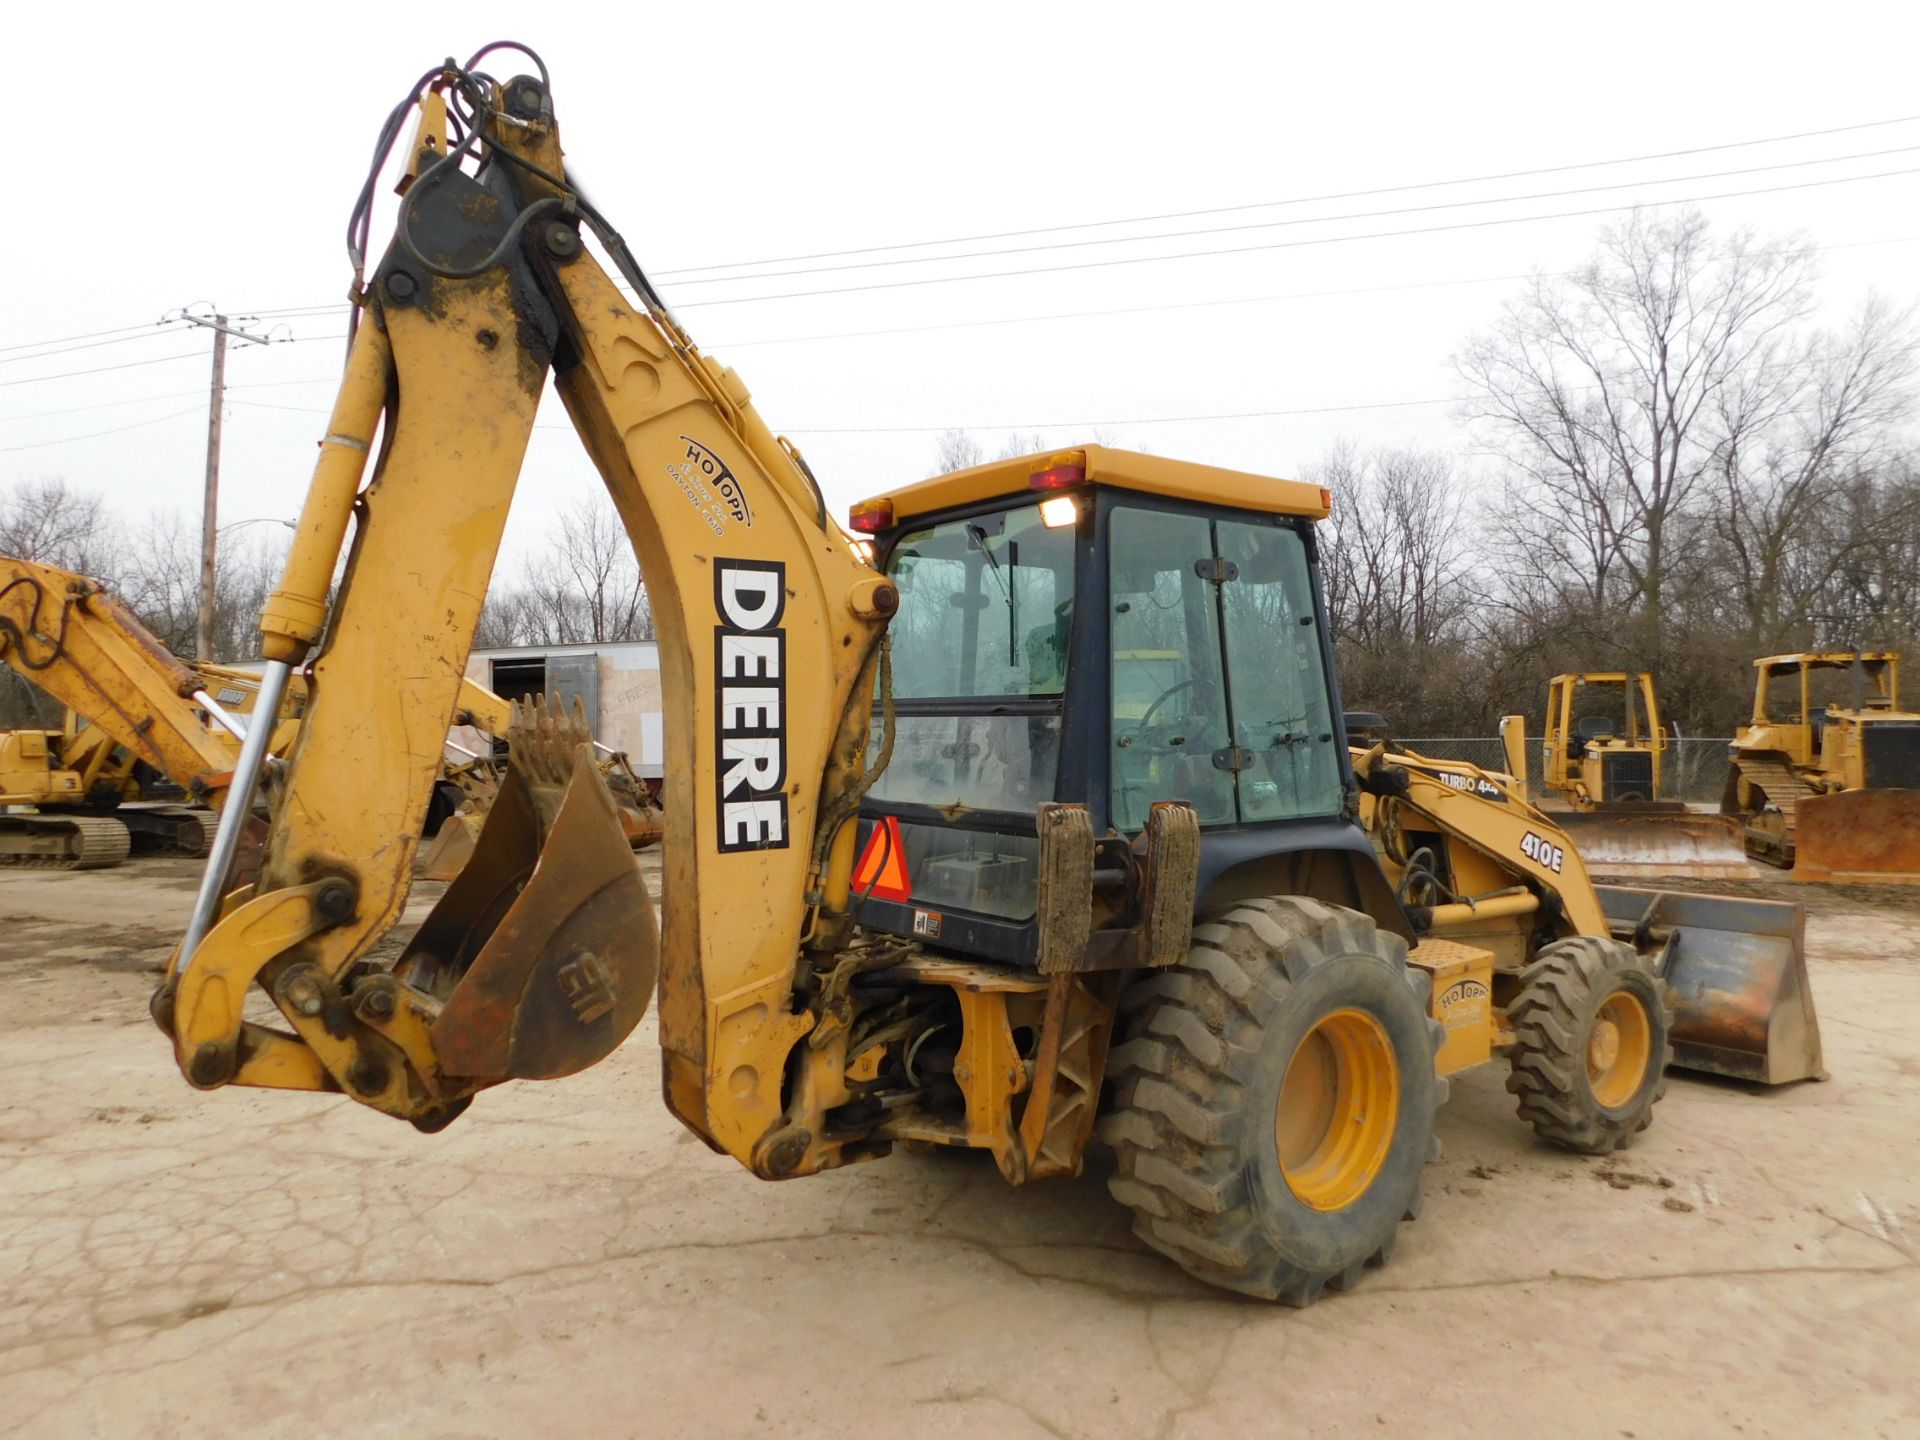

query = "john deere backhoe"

[
  {"left": 1724, "top": 651, "right": 1920, "bottom": 881},
  {"left": 1499, "top": 672, "right": 1749, "bottom": 878},
  {"left": 152, "top": 48, "right": 1820, "bottom": 1304}
]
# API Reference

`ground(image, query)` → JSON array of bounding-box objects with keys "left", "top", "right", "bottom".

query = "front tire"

[
  {"left": 1505, "top": 936, "right": 1672, "bottom": 1154},
  {"left": 1101, "top": 897, "right": 1444, "bottom": 1304}
]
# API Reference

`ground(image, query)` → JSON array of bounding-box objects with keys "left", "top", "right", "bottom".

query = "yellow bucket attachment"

[
  {"left": 394, "top": 696, "right": 658, "bottom": 1083},
  {"left": 1789, "top": 790, "right": 1920, "bottom": 883},
  {"left": 1556, "top": 808, "right": 1757, "bottom": 880},
  {"left": 418, "top": 813, "right": 483, "bottom": 881},
  {"left": 1597, "top": 885, "right": 1824, "bottom": 1085}
]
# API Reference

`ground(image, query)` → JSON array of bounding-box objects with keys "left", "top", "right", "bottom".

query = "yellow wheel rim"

[
  {"left": 1587, "top": 990, "right": 1652, "bottom": 1110},
  {"left": 1275, "top": 1008, "right": 1399, "bottom": 1212}
]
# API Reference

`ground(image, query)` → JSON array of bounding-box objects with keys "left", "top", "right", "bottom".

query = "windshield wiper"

[{"left": 968, "top": 523, "right": 1016, "bottom": 665}]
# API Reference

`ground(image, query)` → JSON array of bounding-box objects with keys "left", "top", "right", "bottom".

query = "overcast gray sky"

[{"left": 5, "top": 2, "right": 1918, "bottom": 573}]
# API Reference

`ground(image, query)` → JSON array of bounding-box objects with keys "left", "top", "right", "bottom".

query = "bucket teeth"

[{"left": 512, "top": 694, "right": 593, "bottom": 814}]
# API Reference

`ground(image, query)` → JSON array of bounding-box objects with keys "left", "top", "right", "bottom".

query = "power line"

[
  {"left": 0, "top": 320, "right": 173, "bottom": 357},
  {"left": 783, "top": 396, "right": 1462, "bottom": 435},
  {"left": 668, "top": 166, "right": 1920, "bottom": 309},
  {"left": 710, "top": 233, "right": 1920, "bottom": 350},
  {"left": 665, "top": 144, "right": 1920, "bottom": 290},
  {"left": 0, "top": 348, "right": 231, "bottom": 390},
  {"left": 0, "top": 324, "right": 194, "bottom": 369},
  {"left": 0, "top": 407, "right": 203, "bottom": 454},
  {"left": 656, "top": 112, "right": 1920, "bottom": 277},
  {"left": 13, "top": 230, "right": 1917, "bottom": 431},
  {"left": 0, "top": 388, "right": 211, "bottom": 425}
]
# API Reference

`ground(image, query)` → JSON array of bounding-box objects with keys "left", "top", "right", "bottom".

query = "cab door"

[{"left": 1107, "top": 503, "right": 1344, "bottom": 831}]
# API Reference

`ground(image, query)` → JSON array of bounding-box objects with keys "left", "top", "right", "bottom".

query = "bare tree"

[
  {"left": 1309, "top": 442, "right": 1481, "bottom": 731},
  {"left": 1708, "top": 295, "right": 1918, "bottom": 646},
  {"left": 1457, "top": 209, "right": 1816, "bottom": 641},
  {"left": 480, "top": 496, "right": 652, "bottom": 647},
  {"left": 1315, "top": 442, "right": 1470, "bottom": 651},
  {"left": 0, "top": 478, "right": 116, "bottom": 576},
  {"left": 931, "top": 429, "right": 984, "bottom": 476}
]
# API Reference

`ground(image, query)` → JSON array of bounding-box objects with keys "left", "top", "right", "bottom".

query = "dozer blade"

[
  {"left": 1556, "top": 809, "right": 1758, "bottom": 880},
  {"left": 615, "top": 799, "right": 665, "bottom": 850},
  {"left": 418, "top": 813, "right": 482, "bottom": 881},
  {"left": 1788, "top": 790, "right": 1920, "bottom": 884},
  {"left": 1597, "top": 885, "right": 1824, "bottom": 1085},
  {"left": 395, "top": 697, "right": 658, "bottom": 1083}
]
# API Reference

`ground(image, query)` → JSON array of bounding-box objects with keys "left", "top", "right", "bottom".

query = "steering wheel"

[{"left": 1128, "top": 678, "right": 1203, "bottom": 754}]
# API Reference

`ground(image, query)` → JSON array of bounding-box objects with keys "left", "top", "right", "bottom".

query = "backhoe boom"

[{"left": 162, "top": 58, "right": 892, "bottom": 1166}]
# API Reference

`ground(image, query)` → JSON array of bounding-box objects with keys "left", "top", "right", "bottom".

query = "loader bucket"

[
  {"left": 1596, "top": 885, "right": 1824, "bottom": 1085},
  {"left": 394, "top": 697, "right": 657, "bottom": 1083},
  {"left": 1789, "top": 790, "right": 1920, "bottom": 884},
  {"left": 1556, "top": 809, "right": 1758, "bottom": 880},
  {"left": 418, "top": 813, "right": 482, "bottom": 881}
]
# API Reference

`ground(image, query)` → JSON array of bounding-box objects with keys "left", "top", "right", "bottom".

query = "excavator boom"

[{"left": 161, "top": 54, "right": 890, "bottom": 1162}]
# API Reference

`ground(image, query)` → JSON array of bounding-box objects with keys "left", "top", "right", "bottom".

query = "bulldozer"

[
  {"left": 150, "top": 47, "right": 1822, "bottom": 1304},
  {"left": 1500, "top": 672, "right": 1750, "bottom": 878},
  {"left": 1724, "top": 651, "right": 1920, "bottom": 881}
]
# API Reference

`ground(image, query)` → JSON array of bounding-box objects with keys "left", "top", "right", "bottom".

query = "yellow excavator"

[
  {"left": 1724, "top": 652, "right": 1920, "bottom": 881},
  {"left": 1499, "top": 672, "right": 1750, "bottom": 878},
  {"left": 0, "top": 554, "right": 659, "bottom": 873},
  {"left": 149, "top": 48, "right": 1821, "bottom": 1304}
]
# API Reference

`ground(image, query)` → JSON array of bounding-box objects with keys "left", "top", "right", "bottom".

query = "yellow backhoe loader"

[
  {"left": 1724, "top": 652, "right": 1920, "bottom": 882},
  {"left": 1500, "top": 672, "right": 1750, "bottom": 878},
  {"left": 148, "top": 49, "right": 1822, "bottom": 1304}
]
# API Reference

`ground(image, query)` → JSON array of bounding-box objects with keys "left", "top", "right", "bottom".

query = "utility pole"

[{"left": 173, "top": 309, "right": 269, "bottom": 661}]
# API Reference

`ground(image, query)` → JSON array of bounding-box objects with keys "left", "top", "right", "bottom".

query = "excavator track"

[
  {"left": 1732, "top": 755, "right": 1817, "bottom": 861},
  {"left": 117, "top": 805, "right": 221, "bottom": 857},
  {"left": 0, "top": 813, "right": 132, "bottom": 869}
]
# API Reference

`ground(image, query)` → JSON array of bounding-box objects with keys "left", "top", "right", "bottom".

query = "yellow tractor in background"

[
  {"left": 0, "top": 554, "right": 660, "bottom": 875},
  {"left": 1725, "top": 652, "right": 1920, "bottom": 881},
  {"left": 145, "top": 47, "right": 1823, "bottom": 1305},
  {"left": 1500, "top": 672, "right": 1749, "bottom": 878},
  {"left": 0, "top": 715, "right": 140, "bottom": 867}
]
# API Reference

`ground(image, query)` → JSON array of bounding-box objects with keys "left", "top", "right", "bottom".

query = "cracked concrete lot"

[{"left": 2, "top": 857, "right": 1916, "bottom": 1439}]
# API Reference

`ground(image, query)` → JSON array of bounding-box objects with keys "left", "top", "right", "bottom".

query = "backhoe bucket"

[
  {"left": 1789, "top": 790, "right": 1920, "bottom": 883},
  {"left": 1557, "top": 809, "right": 1757, "bottom": 880},
  {"left": 418, "top": 813, "right": 482, "bottom": 881},
  {"left": 1596, "top": 885, "right": 1823, "bottom": 1085},
  {"left": 395, "top": 698, "right": 657, "bottom": 1084}
]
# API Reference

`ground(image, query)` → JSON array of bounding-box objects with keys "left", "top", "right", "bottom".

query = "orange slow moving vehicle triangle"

[{"left": 852, "top": 816, "right": 911, "bottom": 902}]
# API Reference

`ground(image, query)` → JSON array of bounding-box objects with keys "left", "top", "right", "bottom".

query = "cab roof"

[
  {"left": 1755, "top": 652, "right": 1900, "bottom": 668},
  {"left": 856, "top": 445, "right": 1331, "bottom": 527}
]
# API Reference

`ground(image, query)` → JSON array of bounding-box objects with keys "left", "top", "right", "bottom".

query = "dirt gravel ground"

[{"left": 2, "top": 858, "right": 1917, "bottom": 1439}]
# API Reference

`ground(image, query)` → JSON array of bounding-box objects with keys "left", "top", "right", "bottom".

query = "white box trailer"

[{"left": 460, "top": 641, "right": 664, "bottom": 780}]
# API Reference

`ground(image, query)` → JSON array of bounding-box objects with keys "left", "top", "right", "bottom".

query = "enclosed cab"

[{"left": 846, "top": 445, "right": 1404, "bottom": 965}]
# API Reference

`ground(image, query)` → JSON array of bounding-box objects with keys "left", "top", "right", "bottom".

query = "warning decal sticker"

[{"left": 853, "top": 816, "right": 912, "bottom": 903}]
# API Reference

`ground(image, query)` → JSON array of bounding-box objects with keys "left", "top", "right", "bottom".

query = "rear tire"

[
  {"left": 1506, "top": 937, "right": 1672, "bottom": 1154},
  {"left": 1101, "top": 897, "right": 1444, "bottom": 1304}
]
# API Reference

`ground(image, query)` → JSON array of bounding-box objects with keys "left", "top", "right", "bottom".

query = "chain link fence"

[{"left": 1396, "top": 735, "right": 1735, "bottom": 805}]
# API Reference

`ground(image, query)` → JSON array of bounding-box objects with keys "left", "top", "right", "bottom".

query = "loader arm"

[
  {"left": 0, "top": 556, "right": 238, "bottom": 793},
  {"left": 161, "top": 55, "right": 892, "bottom": 1168},
  {"left": 0, "top": 554, "right": 508, "bottom": 806}
]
